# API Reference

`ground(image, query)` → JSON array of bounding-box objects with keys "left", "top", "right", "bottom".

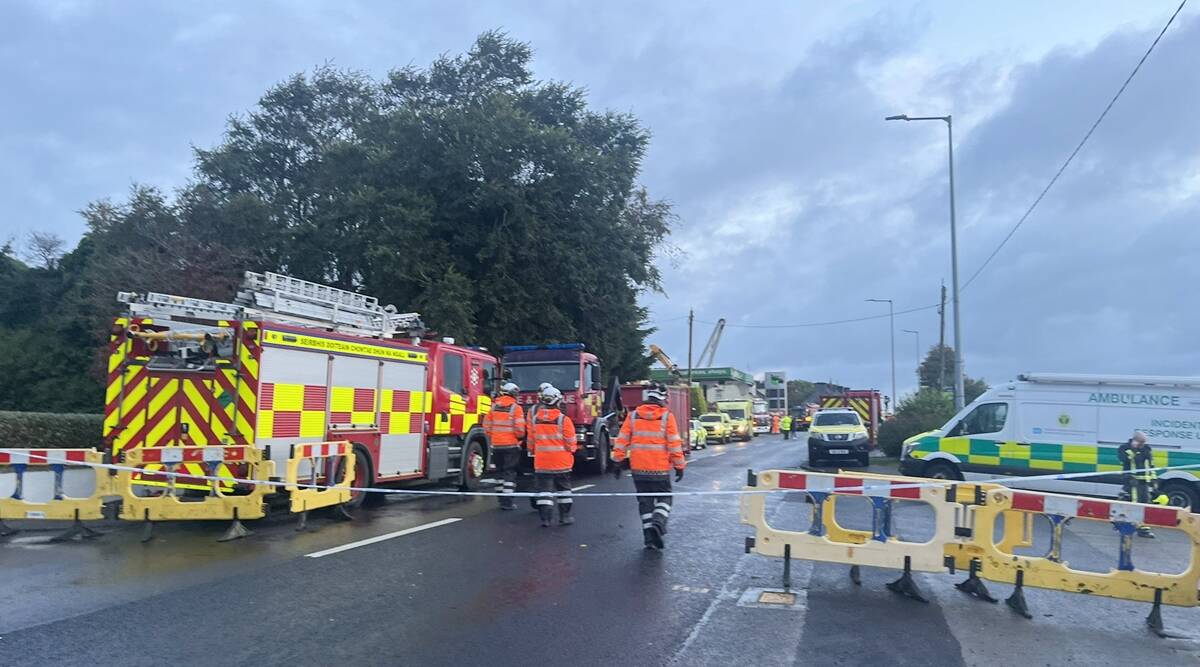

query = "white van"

[{"left": 898, "top": 373, "right": 1200, "bottom": 509}]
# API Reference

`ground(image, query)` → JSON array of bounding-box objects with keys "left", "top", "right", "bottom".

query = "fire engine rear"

[{"left": 106, "top": 271, "right": 497, "bottom": 507}]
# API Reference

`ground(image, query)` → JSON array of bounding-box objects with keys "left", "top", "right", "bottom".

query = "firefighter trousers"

[
  {"left": 535, "top": 472, "right": 573, "bottom": 524},
  {"left": 493, "top": 447, "right": 521, "bottom": 508},
  {"left": 634, "top": 476, "right": 672, "bottom": 540},
  {"left": 1122, "top": 475, "right": 1153, "bottom": 504}
]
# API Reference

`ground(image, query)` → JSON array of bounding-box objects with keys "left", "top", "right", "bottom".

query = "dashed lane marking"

[
  {"left": 571, "top": 484, "right": 596, "bottom": 492},
  {"left": 305, "top": 518, "right": 462, "bottom": 558}
]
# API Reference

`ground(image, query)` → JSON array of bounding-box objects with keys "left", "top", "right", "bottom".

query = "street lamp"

[
  {"left": 902, "top": 329, "right": 920, "bottom": 382},
  {"left": 886, "top": 113, "right": 964, "bottom": 409},
  {"left": 866, "top": 298, "right": 895, "bottom": 413}
]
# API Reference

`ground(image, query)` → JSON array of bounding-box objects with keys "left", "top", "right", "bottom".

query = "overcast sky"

[{"left": 3, "top": 1, "right": 1197, "bottom": 405}]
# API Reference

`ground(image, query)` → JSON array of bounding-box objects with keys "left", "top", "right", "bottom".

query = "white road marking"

[
  {"left": 572, "top": 484, "right": 596, "bottom": 492},
  {"left": 305, "top": 518, "right": 462, "bottom": 558},
  {"left": 709, "top": 452, "right": 727, "bottom": 458}
]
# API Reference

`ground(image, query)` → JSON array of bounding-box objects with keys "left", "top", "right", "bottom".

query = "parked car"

[
  {"left": 689, "top": 419, "right": 708, "bottom": 450},
  {"left": 699, "top": 412, "right": 733, "bottom": 444}
]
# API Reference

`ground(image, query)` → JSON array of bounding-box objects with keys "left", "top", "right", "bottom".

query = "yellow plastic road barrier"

[
  {"left": 285, "top": 441, "right": 355, "bottom": 530},
  {"left": 743, "top": 468, "right": 1200, "bottom": 636},
  {"left": 0, "top": 448, "right": 114, "bottom": 541},
  {"left": 741, "top": 469, "right": 972, "bottom": 601},
  {"left": 117, "top": 446, "right": 272, "bottom": 542},
  {"left": 946, "top": 486, "right": 1200, "bottom": 633}
]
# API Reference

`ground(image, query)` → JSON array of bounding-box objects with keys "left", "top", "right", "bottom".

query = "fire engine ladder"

[{"left": 118, "top": 271, "right": 425, "bottom": 338}]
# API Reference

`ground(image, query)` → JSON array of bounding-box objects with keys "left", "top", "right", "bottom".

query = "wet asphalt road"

[{"left": 3, "top": 434, "right": 1200, "bottom": 666}]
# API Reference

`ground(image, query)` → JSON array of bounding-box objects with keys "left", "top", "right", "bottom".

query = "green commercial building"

[{"left": 650, "top": 367, "right": 755, "bottom": 406}]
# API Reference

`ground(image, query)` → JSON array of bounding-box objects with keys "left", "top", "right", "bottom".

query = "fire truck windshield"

[{"left": 506, "top": 363, "right": 580, "bottom": 392}]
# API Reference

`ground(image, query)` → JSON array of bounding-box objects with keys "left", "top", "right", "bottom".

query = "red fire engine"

[
  {"left": 106, "top": 271, "right": 498, "bottom": 506},
  {"left": 500, "top": 344, "right": 614, "bottom": 473}
]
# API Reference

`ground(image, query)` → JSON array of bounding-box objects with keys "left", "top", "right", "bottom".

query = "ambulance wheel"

[
  {"left": 1161, "top": 480, "right": 1199, "bottom": 512},
  {"left": 922, "top": 460, "right": 962, "bottom": 481},
  {"left": 459, "top": 439, "right": 486, "bottom": 491},
  {"left": 855, "top": 453, "right": 870, "bottom": 468}
]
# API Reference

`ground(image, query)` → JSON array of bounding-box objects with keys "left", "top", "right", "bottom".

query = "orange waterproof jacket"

[
  {"left": 529, "top": 408, "right": 577, "bottom": 473},
  {"left": 613, "top": 404, "right": 685, "bottom": 475},
  {"left": 483, "top": 396, "right": 526, "bottom": 447}
]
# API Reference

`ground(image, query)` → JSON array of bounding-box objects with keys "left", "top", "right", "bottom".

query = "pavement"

[{"left": 3, "top": 434, "right": 1200, "bottom": 666}]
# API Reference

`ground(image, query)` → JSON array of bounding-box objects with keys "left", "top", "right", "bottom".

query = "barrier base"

[
  {"left": 849, "top": 565, "right": 862, "bottom": 586},
  {"left": 49, "top": 517, "right": 103, "bottom": 543},
  {"left": 218, "top": 511, "right": 252, "bottom": 542},
  {"left": 886, "top": 556, "right": 929, "bottom": 603},
  {"left": 1006, "top": 571, "right": 1033, "bottom": 619},
  {"left": 955, "top": 561, "right": 998, "bottom": 603},
  {"left": 1146, "top": 589, "right": 1166, "bottom": 638}
]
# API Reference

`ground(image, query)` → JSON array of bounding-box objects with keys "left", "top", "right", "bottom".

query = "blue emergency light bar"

[{"left": 502, "top": 343, "right": 586, "bottom": 352}]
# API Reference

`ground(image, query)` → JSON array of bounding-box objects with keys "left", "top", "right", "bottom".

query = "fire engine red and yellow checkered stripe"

[
  {"left": 434, "top": 393, "right": 491, "bottom": 435},
  {"left": 258, "top": 384, "right": 438, "bottom": 438}
]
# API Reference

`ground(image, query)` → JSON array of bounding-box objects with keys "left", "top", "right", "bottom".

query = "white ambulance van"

[{"left": 899, "top": 373, "right": 1200, "bottom": 509}]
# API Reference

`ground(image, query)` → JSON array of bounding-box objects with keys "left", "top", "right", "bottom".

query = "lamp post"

[
  {"left": 866, "top": 298, "right": 895, "bottom": 412},
  {"left": 902, "top": 329, "right": 920, "bottom": 387},
  {"left": 886, "top": 113, "right": 964, "bottom": 410}
]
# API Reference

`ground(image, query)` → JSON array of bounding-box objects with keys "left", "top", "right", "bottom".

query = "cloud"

[{"left": 0, "top": 1, "right": 1196, "bottom": 404}]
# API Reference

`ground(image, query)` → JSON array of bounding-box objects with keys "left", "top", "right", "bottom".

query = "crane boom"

[
  {"left": 697, "top": 318, "right": 725, "bottom": 367},
  {"left": 648, "top": 344, "right": 681, "bottom": 380}
]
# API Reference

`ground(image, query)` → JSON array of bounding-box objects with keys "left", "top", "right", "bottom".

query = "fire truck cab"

[{"left": 501, "top": 343, "right": 613, "bottom": 474}]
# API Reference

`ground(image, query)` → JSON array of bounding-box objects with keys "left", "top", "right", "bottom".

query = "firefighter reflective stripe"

[
  {"left": 556, "top": 490, "right": 573, "bottom": 505},
  {"left": 654, "top": 501, "right": 671, "bottom": 517},
  {"left": 536, "top": 493, "right": 555, "bottom": 506}
]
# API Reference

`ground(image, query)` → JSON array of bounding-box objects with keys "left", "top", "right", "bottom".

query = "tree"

[
  {"left": 689, "top": 383, "right": 708, "bottom": 417},
  {"left": 786, "top": 379, "right": 816, "bottom": 407},
  {"left": 877, "top": 388, "right": 957, "bottom": 457},
  {"left": 0, "top": 31, "right": 674, "bottom": 411},
  {"left": 25, "top": 232, "right": 65, "bottom": 269},
  {"left": 917, "top": 344, "right": 988, "bottom": 402}
]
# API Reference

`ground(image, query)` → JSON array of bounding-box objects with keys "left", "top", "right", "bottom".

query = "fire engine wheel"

[
  {"left": 338, "top": 445, "right": 375, "bottom": 509},
  {"left": 459, "top": 439, "right": 486, "bottom": 491},
  {"left": 586, "top": 430, "right": 610, "bottom": 476}
]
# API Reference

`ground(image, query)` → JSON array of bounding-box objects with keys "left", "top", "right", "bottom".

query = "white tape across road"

[{"left": 1, "top": 448, "right": 1198, "bottom": 500}]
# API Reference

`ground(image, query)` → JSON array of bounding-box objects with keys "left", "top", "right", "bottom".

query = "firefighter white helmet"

[
  {"left": 539, "top": 385, "right": 563, "bottom": 406},
  {"left": 538, "top": 382, "right": 552, "bottom": 391},
  {"left": 643, "top": 382, "right": 667, "bottom": 404},
  {"left": 500, "top": 382, "right": 519, "bottom": 397}
]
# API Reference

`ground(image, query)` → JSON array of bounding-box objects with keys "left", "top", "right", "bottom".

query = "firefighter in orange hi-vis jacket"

[
  {"left": 482, "top": 382, "right": 526, "bottom": 510},
  {"left": 612, "top": 383, "right": 686, "bottom": 549},
  {"left": 529, "top": 385, "right": 578, "bottom": 527}
]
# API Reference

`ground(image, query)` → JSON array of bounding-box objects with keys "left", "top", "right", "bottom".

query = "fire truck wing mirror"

[
  {"left": 503, "top": 368, "right": 513, "bottom": 380},
  {"left": 591, "top": 382, "right": 602, "bottom": 391}
]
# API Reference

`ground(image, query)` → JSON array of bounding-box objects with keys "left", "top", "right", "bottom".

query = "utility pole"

[
  {"left": 687, "top": 309, "right": 694, "bottom": 385},
  {"left": 938, "top": 282, "right": 946, "bottom": 392}
]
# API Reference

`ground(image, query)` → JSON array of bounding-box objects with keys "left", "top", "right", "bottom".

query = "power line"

[
  {"left": 649, "top": 1, "right": 1187, "bottom": 334},
  {"left": 962, "top": 0, "right": 1188, "bottom": 290}
]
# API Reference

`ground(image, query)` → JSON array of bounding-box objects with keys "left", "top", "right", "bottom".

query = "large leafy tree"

[
  {"left": 917, "top": 344, "right": 988, "bottom": 403},
  {"left": 0, "top": 31, "right": 672, "bottom": 412}
]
